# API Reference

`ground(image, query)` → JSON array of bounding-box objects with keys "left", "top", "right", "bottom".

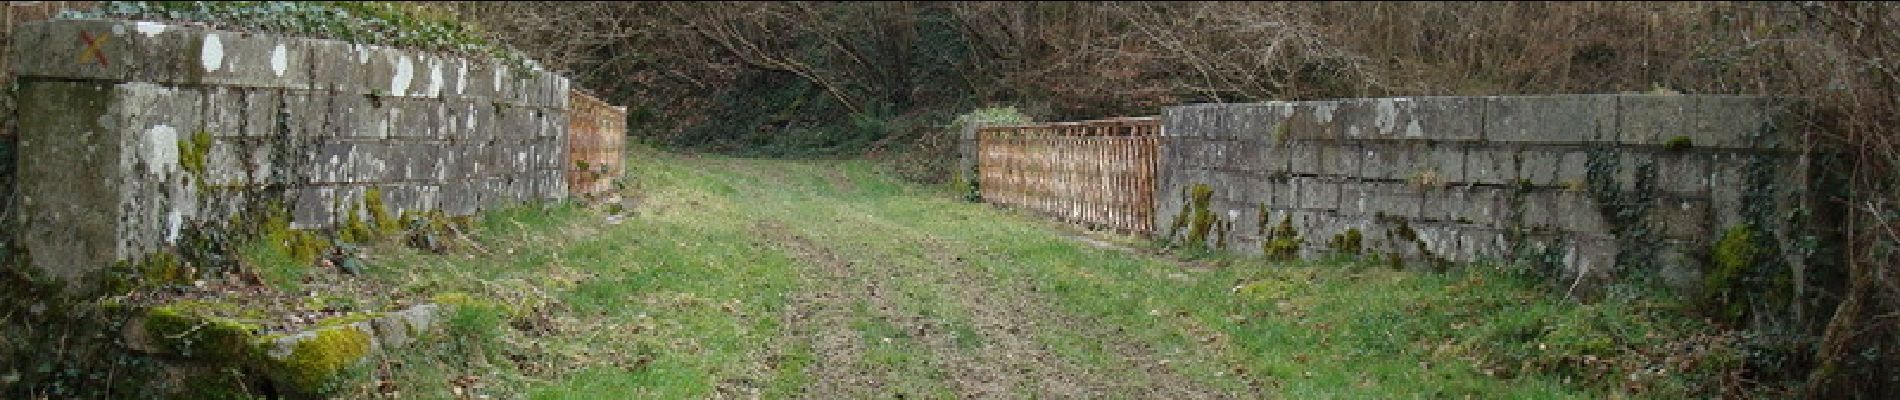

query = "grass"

[{"left": 332, "top": 146, "right": 1733, "bottom": 399}]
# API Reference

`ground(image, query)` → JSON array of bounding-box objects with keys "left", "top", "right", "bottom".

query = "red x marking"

[{"left": 78, "top": 31, "right": 110, "bottom": 67}]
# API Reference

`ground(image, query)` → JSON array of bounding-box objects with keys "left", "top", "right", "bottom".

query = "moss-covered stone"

[
  {"left": 143, "top": 301, "right": 264, "bottom": 361},
  {"left": 258, "top": 325, "right": 374, "bottom": 396}
]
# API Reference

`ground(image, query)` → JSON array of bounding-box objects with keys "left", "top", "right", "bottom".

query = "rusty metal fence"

[
  {"left": 566, "top": 89, "right": 627, "bottom": 198},
  {"left": 976, "top": 117, "right": 1160, "bottom": 234}
]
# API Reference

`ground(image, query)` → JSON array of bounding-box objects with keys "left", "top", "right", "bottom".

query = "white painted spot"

[
  {"left": 135, "top": 21, "right": 167, "bottom": 37},
  {"left": 1314, "top": 102, "right": 1337, "bottom": 123},
  {"left": 112, "top": 24, "right": 126, "bottom": 36},
  {"left": 427, "top": 58, "right": 444, "bottom": 97},
  {"left": 456, "top": 59, "right": 468, "bottom": 95},
  {"left": 145, "top": 125, "right": 179, "bottom": 177},
  {"left": 356, "top": 44, "right": 371, "bottom": 64},
  {"left": 1405, "top": 120, "right": 1424, "bottom": 138},
  {"left": 270, "top": 44, "right": 289, "bottom": 77},
  {"left": 166, "top": 211, "right": 183, "bottom": 244},
  {"left": 201, "top": 34, "right": 224, "bottom": 72},
  {"left": 392, "top": 54, "right": 414, "bottom": 95},
  {"left": 493, "top": 66, "right": 503, "bottom": 92},
  {"left": 1373, "top": 99, "right": 1398, "bottom": 134}
]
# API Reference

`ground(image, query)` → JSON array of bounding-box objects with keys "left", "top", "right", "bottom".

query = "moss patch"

[
  {"left": 1704, "top": 225, "right": 1758, "bottom": 322},
  {"left": 1262, "top": 215, "right": 1302, "bottom": 259},
  {"left": 1185, "top": 184, "right": 1216, "bottom": 249},
  {"left": 1663, "top": 135, "right": 1694, "bottom": 152},
  {"left": 260, "top": 326, "right": 374, "bottom": 396},
  {"left": 1328, "top": 228, "right": 1363, "bottom": 255},
  {"left": 143, "top": 301, "right": 264, "bottom": 361},
  {"left": 177, "top": 130, "right": 214, "bottom": 178}
]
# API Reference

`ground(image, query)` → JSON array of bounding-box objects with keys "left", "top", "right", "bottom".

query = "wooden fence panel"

[{"left": 977, "top": 117, "right": 1159, "bottom": 234}]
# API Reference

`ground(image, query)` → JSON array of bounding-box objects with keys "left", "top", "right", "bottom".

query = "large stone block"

[
  {"left": 1483, "top": 95, "right": 1618, "bottom": 143},
  {"left": 1686, "top": 96, "right": 1794, "bottom": 149},
  {"left": 305, "top": 39, "right": 368, "bottom": 92},
  {"left": 1336, "top": 97, "right": 1484, "bottom": 142},
  {"left": 1652, "top": 151, "right": 1710, "bottom": 196},
  {"left": 202, "top": 87, "right": 283, "bottom": 137},
  {"left": 1463, "top": 147, "right": 1517, "bottom": 185},
  {"left": 1616, "top": 95, "right": 1690, "bottom": 145},
  {"left": 1422, "top": 186, "right": 1514, "bottom": 227},
  {"left": 1289, "top": 177, "right": 1342, "bottom": 211},
  {"left": 11, "top": 19, "right": 200, "bottom": 84},
  {"left": 195, "top": 30, "right": 314, "bottom": 88},
  {"left": 1343, "top": 182, "right": 1424, "bottom": 220}
]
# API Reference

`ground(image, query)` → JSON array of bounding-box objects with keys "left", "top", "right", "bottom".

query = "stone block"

[
  {"left": 1344, "top": 182, "right": 1424, "bottom": 220},
  {"left": 1686, "top": 96, "right": 1793, "bottom": 149},
  {"left": 195, "top": 30, "right": 313, "bottom": 88},
  {"left": 203, "top": 87, "right": 281, "bottom": 137},
  {"left": 440, "top": 180, "right": 482, "bottom": 216},
  {"left": 290, "top": 186, "right": 338, "bottom": 229},
  {"left": 1463, "top": 147, "right": 1517, "bottom": 185},
  {"left": 281, "top": 92, "right": 331, "bottom": 137},
  {"left": 1336, "top": 96, "right": 1484, "bottom": 142},
  {"left": 388, "top": 98, "right": 446, "bottom": 139},
  {"left": 1483, "top": 95, "right": 1618, "bottom": 143},
  {"left": 1652, "top": 151, "right": 1711, "bottom": 196},
  {"left": 1290, "top": 177, "right": 1341, "bottom": 211},
  {"left": 1423, "top": 186, "right": 1513, "bottom": 227},
  {"left": 10, "top": 19, "right": 199, "bottom": 84},
  {"left": 1517, "top": 149, "right": 1565, "bottom": 187},
  {"left": 305, "top": 39, "right": 367, "bottom": 92},
  {"left": 1358, "top": 142, "right": 1422, "bottom": 181},
  {"left": 1651, "top": 196, "right": 1711, "bottom": 240},
  {"left": 1615, "top": 95, "right": 1690, "bottom": 145},
  {"left": 332, "top": 93, "right": 384, "bottom": 139}
]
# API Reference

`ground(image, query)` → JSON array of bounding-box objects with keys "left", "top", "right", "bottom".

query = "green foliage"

[
  {"left": 1185, "top": 184, "right": 1217, "bottom": 250},
  {"left": 1328, "top": 228, "right": 1363, "bottom": 255},
  {"left": 177, "top": 130, "right": 213, "bottom": 179},
  {"left": 238, "top": 202, "right": 328, "bottom": 289},
  {"left": 1705, "top": 225, "right": 1759, "bottom": 324},
  {"left": 1663, "top": 135, "right": 1694, "bottom": 152},
  {"left": 1263, "top": 215, "right": 1303, "bottom": 259}
]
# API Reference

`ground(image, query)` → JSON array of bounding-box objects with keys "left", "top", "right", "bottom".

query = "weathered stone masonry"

[
  {"left": 1155, "top": 95, "right": 1817, "bottom": 286},
  {"left": 9, "top": 19, "right": 570, "bottom": 281}
]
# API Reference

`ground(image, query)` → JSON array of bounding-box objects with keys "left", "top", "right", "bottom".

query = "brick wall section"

[
  {"left": 1156, "top": 95, "right": 1815, "bottom": 287},
  {"left": 565, "top": 89, "right": 625, "bottom": 197},
  {"left": 8, "top": 18, "right": 569, "bottom": 281}
]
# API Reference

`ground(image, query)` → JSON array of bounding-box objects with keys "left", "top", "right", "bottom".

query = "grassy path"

[{"left": 357, "top": 149, "right": 1717, "bottom": 399}]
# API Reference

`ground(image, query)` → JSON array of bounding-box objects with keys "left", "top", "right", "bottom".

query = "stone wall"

[
  {"left": 1157, "top": 95, "right": 1817, "bottom": 287},
  {"left": 8, "top": 18, "right": 569, "bottom": 282}
]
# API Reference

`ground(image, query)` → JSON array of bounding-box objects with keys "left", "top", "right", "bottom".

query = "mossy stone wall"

[{"left": 1155, "top": 95, "right": 1820, "bottom": 293}]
